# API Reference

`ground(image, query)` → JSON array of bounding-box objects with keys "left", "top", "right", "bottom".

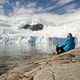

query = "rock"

[
  {"left": 34, "top": 63, "right": 80, "bottom": 80},
  {"left": 30, "top": 24, "right": 43, "bottom": 31},
  {"left": 22, "top": 78, "right": 28, "bottom": 80},
  {"left": 0, "top": 48, "right": 80, "bottom": 80},
  {"left": 50, "top": 63, "right": 80, "bottom": 80},
  {"left": 21, "top": 24, "right": 44, "bottom": 31},
  {"left": 7, "top": 73, "right": 20, "bottom": 80},
  {"left": 0, "top": 74, "right": 7, "bottom": 80},
  {"left": 28, "top": 76, "right": 34, "bottom": 80},
  {"left": 34, "top": 67, "right": 54, "bottom": 80},
  {"left": 22, "top": 24, "right": 30, "bottom": 29}
]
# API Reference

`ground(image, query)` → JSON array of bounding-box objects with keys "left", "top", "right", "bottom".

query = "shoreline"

[
  {"left": 0, "top": 52, "right": 52, "bottom": 76},
  {"left": 0, "top": 48, "right": 80, "bottom": 80}
]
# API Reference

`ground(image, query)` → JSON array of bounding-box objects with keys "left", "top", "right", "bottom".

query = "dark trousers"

[{"left": 56, "top": 46, "right": 65, "bottom": 54}]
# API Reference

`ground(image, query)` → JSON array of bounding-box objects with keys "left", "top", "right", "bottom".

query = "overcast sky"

[{"left": 0, "top": 0, "right": 79, "bottom": 16}]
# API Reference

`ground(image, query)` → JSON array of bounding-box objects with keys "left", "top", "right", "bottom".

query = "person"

[{"left": 56, "top": 33, "right": 75, "bottom": 54}]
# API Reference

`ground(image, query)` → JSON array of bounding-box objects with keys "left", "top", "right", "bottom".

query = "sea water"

[
  {"left": 0, "top": 42, "right": 55, "bottom": 75},
  {"left": 0, "top": 36, "right": 78, "bottom": 75}
]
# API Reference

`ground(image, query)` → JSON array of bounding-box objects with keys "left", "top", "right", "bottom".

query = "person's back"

[
  {"left": 61, "top": 36, "right": 75, "bottom": 51},
  {"left": 56, "top": 33, "right": 75, "bottom": 54}
]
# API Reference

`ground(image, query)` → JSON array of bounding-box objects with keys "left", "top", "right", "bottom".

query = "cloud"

[
  {"left": 0, "top": 0, "right": 8, "bottom": 4},
  {"left": 11, "top": 1, "right": 55, "bottom": 15},
  {"left": 26, "top": 2, "right": 37, "bottom": 8},
  {"left": 7, "top": 10, "right": 80, "bottom": 30},
  {"left": 10, "top": 1, "right": 37, "bottom": 16},
  {"left": 0, "top": 0, "right": 9, "bottom": 15},
  {"left": 12, "top": 1, "right": 52, "bottom": 16},
  {"left": 57, "top": 0, "right": 78, "bottom": 13},
  {"left": 51, "top": 0, "right": 74, "bottom": 6},
  {"left": 0, "top": 0, "right": 79, "bottom": 17},
  {"left": 15, "top": 1, "right": 20, "bottom": 7},
  {"left": 57, "top": 0, "right": 74, "bottom": 5},
  {"left": 0, "top": 0, "right": 79, "bottom": 27},
  {"left": 65, "top": 3, "right": 78, "bottom": 13}
]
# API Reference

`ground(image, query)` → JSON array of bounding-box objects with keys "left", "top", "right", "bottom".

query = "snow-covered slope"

[{"left": 0, "top": 11, "right": 80, "bottom": 46}]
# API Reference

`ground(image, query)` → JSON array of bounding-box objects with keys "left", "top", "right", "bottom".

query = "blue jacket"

[{"left": 58, "top": 37, "right": 75, "bottom": 52}]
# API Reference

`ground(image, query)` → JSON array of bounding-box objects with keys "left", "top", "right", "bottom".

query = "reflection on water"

[
  {"left": 0, "top": 37, "right": 65, "bottom": 75},
  {"left": 0, "top": 43, "right": 55, "bottom": 75}
]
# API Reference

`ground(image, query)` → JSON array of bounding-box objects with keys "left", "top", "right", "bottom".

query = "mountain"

[{"left": 0, "top": 12, "right": 80, "bottom": 45}]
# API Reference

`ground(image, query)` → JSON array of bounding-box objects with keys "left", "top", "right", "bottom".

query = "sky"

[
  {"left": 0, "top": 0, "right": 80, "bottom": 16},
  {"left": 0, "top": 0, "right": 80, "bottom": 38}
]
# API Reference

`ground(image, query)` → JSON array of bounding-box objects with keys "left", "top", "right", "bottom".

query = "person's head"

[{"left": 67, "top": 33, "right": 72, "bottom": 37}]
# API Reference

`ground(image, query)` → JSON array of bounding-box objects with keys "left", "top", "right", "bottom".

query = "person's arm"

[{"left": 58, "top": 39, "right": 67, "bottom": 48}]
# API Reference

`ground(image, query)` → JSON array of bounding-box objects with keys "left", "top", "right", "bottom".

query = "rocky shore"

[{"left": 0, "top": 48, "right": 80, "bottom": 80}]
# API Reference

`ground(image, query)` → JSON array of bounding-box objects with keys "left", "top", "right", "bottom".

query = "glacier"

[{"left": 0, "top": 13, "right": 80, "bottom": 48}]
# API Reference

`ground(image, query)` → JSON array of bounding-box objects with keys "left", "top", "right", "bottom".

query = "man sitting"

[{"left": 56, "top": 33, "right": 75, "bottom": 54}]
